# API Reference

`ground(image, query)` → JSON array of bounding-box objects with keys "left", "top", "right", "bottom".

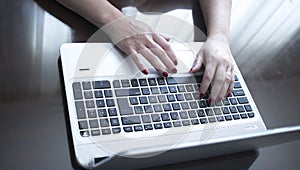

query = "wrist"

[{"left": 207, "top": 31, "right": 230, "bottom": 44}]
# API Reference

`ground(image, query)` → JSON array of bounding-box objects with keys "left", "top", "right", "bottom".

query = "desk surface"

[{"left": 1, "top": 0, "right": 300, "bottom": 169}]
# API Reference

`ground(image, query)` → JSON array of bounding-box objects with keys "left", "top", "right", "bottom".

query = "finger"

[
  {"left": 138, "top": 47, "right": 168, "bottom": 77},
  {"left": 190, "top": 49, "right": 204, "bottom": 73},
  {"left": 152, "top": 34, "right": 178, "bottom": 65},
  {"left": 199, "top": 62, "right": 217, "bottom": 99},
  {"left": 147, "top": 43, "right": 177, "bottom": 73},
  {"left": 160, "top": 34, "right": 171, "bottom": 42},
  {"left": 226, "top": 69, "right": 235, "bottom": 97},
  {"left": 216, "top": 69, "right": 232, "bottom": 101},
  {"left": 209, "top": 64, "right": 226, "bottom": 103},
  {"left": 129, "top": 50, "right": 149, "bottom": 75}
]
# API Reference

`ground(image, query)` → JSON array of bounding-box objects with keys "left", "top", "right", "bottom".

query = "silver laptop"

[{"left": 59, "top": 42, "right": 300, "bottom": 169}]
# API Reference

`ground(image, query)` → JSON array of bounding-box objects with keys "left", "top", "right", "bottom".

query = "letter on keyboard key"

[
  {"left": 93, "top": 80, "right": 111, "bottom": 89},
  {"left": 117, "top": 98, "right": 133, "bottom": 115}
]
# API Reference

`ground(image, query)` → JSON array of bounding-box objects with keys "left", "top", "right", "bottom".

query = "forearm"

[
  {"left": 199, "top": 0, "right": 232, "bottom": 42},
  {"left": 57, "top": 0, "right": 124, "bottom": 27}
]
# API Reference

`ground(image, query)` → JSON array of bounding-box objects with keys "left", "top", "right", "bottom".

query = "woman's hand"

[
  {"left": 101, "top": 17, "right": 178, "bottom": 76},
  {"left": 190, "top": 37, "right": 235, "bottom": 104}
]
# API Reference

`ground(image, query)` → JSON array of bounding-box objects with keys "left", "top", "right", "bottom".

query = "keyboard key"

[
  {"left": 100, "top": 119, "right": 109, "bottom": 127},
  {"left": 245, "top": 105, "right": 253, "bottom": 112},
  {"left": 154, "top": 104, "right": 163, "bottom": 112},
  {"left": 177, "top": 85, "right": 186, "bottom": 92},
  {"left": 98, "top": 109, "right": 107, "bottom": 117},
  {"left": 217, "top": 116, "right": 225, "bottom": 122},
  {"left": 180, "top": 102, "right": 190, "bottom": 110},
  {"left": 96, "top": 100, "right": 105, "bottom": 108},
  {"left": 144, "top": 105, "right": 153, "bottom": 113},
  {"left": 234, "top": 82, "right": 241, "bottom": 89},
  {"left": 237, "top": 106, "right": 245, "bottom": 112},
  {"left": 158, "top": 95, "right": 167, "bottom": 103},
  {"left": 93, "top": 80, "right": 111, "bottom": 89},
  {"left": 139, "top": 96, "right": 148, "bottom": 104},
  {"left": 82, "top": 81, "right": 91, "bottom": 90},
  {"left": 170, "top": 112, "right": 179, "bottom": 120},
  {"left": 213, "top": 108, "right": 222, "bottom": 115},
  {"left": 94, "top": 90, "right": 103, "bottom": 98},
  {"left": 148, "top": 78, "right": 157, "bottom": 86},
  {"left": 200, "top": 118, "right": 208, "bottom": 124},
  {"left": 112, "top": 127, "right": 121, "bottom": 134},
  {"left": 225, "top": 115, "right": 232, "bottom": 121},
  {"left": 233, "top": 114, "right": 240, "bottom": 120},
  {"left": 75, "top": 101, "right": 86, "bottom": 119},
  {"left": 91, "top": 130, "right": 100, "bottom": 136},
  {"left": 115, "top": 88, "right": 141, "bottom": 97},
  {"left": 84, "top": 91, "right": 93, "bottom": 99},
  {"left": 163, "top": 104, "right": 172, "bottom": 111},
  {"left": 148, "top": 96, "right": 158, "bottom": 103},
  {"left": 205, "top": 109, "right": 214, "bottom": 116},
  {"left": 157, "top": 77, "right": 166, "bottom": 85},
  {"left": 179, "top": 111, "right": 188, "bottom": 119},
  {"left": 248, "top": 112, "right": 255, "bottom": 118},
  {"left": 222, "top": 107, "right": 230, "bottom": 114},
  {"left": 151, "top": 114, "right": 161, "bottom": 122},
  {"left": 104, "top": 90, "right": 113, "bottom": 97},
  {"left": 142, "top": 115, "right": 151, "bottom": 123},
  {"left": 134, "top": 106, "right": 144, "bottom": 114},
  {"left": 198, "top": 100, "right": 207, "bottom": 108},
  {"left": 113, "top": 80, "right": 121, "bottom": 88},
  {"left": 161, "top": 113, "right": 170, "bottom": 121},
  {"left": 80, "top": 131, "right": 89, "bottom": 137},
  {"left": 182, "top": 120, "right": 191, "bottom": 126},
  {"left": 129, "top": 97, "right": 139, "bottom": 105},
  {"left": 233, "top": 89, "right": 245, "bottom": 96},
  {"left": 108, "top": 108, "right": 117, "bottom": 116},
  {"left": 89, "top": 119, "right": 99, "bottom": 128},
  {"left": 121, "top": 116, "right": 141, "bottom": 125},
  {"left": 237, "top": 97, "right": 249, "bottom": 104},
  {"left": 167, "top": 94, "right": 176, "bottom": 102},
  {"left": 172, "top": 103, "right": 181, "bottom": 110},
  {"left": 184, "top": 93, "right": 193, "bottom": 100},
  {"left": 241, "top": 113, "right": 248, "bottom": 119},
  {"left": 186, "top": 85, "right": 194, "bottom": 92},
  {"left": 234, "top": 75, "right": 238, "bottom": 81},
  {"left": 144, "top": 124, "right": 153, "bottom": 130},
  {"left": 188, "top": 110, "right": 197, "bottom": 118},
  {"left": 191, "top": 119, "right": 200, "bottom": 125},
  {"left": 117, "top": 98, "right": 133, "bottom": 115},
  {"left": 123, "top": 126, "right": 133, "bottom": 132},
  {"left": 160, "top": 86, "right": 169, "bottom": 94},
  {"left": 164, "top": 122, "right": 173, "bottom": 128},
  {"left": 151, "top": 87, "right": 160, "bottom": 94},
  {"left": 197, "top": 109, "right": 206, "bottom": 117},
  {"left": 106, "top": 99, "right": 115, "bottom": 107},
  {"left": 142, "top": 88, "right": 151, "bottom": 95},
  {"left": 139, "top": 79, "right": 148, "bottom": 86},
  {"left": 130, "top": 79, "right": 139, "bottom": 87},
  {"left": 87, "top": 109, "right": 97, "bottom": 118},
  {"left": 73, "top": 82, "right": 83, "bottom": 100},
  {"left": 193, "top": 92, "right": 200, "bottom": 100},
  {"left": 223, "top": 99, "right": 230, "bottom": 105},
  {"left": 173, "top": 121, "right": 182, "bottom": 127},
  {"left": 78, "top": 120, "right": 88, "bottom": 129},
  {"left": 230, "top": 98, "right": 238, "bottom": 105},
  {"left": 166, "top": 77, "right": 177, "bottom": 85},
  {"left": 208, "top": 117, "right": 216, "bottom": 123},
  {"left": 121, "top": 79, "right": 130, "bottom": 87},
  {"left": 110, "top": 118, "right": 120, "bottom": 126},
  {"left": 154, "top": 123, "right": 163, "bottom": 129},
  {"left": 134, "top": 125, "right": 143, "bottom": 131},
  {"left": 189, "top": 101, "right": 198, "bottom": 109},
  {"left": 175, "top": 94, "right": 184, "bottom": 101},
  {"left": 229, "top": 106, "right": 238, "bottom": 113},
  {"left": 169, "top": 86, "right": 177, "bottom": 93},
  {"left": 86, "top": 100, "right": 95, "bottom": 108}
]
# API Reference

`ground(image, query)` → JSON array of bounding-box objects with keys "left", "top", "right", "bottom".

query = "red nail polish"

[
  {"left": 162, "top": 71, "right": 168, "bottom": 77},
  {"left": 172, "top": 68, "right": 177, "bottom": 73},
  {"left": 226, "top": 93, "right": 231, "bottom": 98},
  {"left": 142, "top": 69, "right": 148, "bottom": 75},
  {"left": 200, "top": 93, "right": 204, "bottom": 99},
  {"left": 208, "top": 98, "right": 212, "bottom": 105}
]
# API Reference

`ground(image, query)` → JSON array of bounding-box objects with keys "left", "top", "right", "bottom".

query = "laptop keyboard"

[{"left": 72, "top": 75, "right": 255, "bottom": 137}]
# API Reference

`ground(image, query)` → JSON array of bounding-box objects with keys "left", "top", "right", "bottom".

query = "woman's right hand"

[{"left": 101, "top": 17, "right": 178, "bottom": 77}]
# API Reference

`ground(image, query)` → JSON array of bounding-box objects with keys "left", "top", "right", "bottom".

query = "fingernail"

[
  {"left": 226, "top": 93, "right": 231, "bottom": 98},
  {"left": 172, "top": 68, "right": 177, "bottom": 73},
  {"left": 189, "top": 67, "right": 194, "bottom": 73},
  {"left": 200, "top": 93, "right": 204, "bottom": 99},
  {"left": 174, "top": 60, "right": 178, "bottom": 65},
  {"left": 142, "top": 69, "right": 148, "bottom": 75},
  {"left": 162, "top": 71, "right": 168, "bottom": 77},
  {"left": 208, "top": 98, "right": 213, "bottom": 105}
]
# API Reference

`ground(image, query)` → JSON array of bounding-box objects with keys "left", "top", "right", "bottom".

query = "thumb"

[{"left": 190, "top": 49, "right": 204, "bottom": 73}]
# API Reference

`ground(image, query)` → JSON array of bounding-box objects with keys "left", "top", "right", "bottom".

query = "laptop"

[{"left": 59, "top": 42, "right": 300, "bottom": 170}]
